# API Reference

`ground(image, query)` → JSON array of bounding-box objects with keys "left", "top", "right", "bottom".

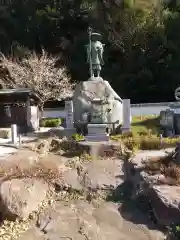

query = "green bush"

[
  {"left": 72, "top": 133, "right": 84, "bottom": 141},
  {"left": 39, "top": 118, "right": 61, "bottom": 127}
]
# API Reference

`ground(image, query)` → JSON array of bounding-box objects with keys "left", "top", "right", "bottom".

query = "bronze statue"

[{"left": 85, "top": 27, "right": 105, "bottom": 79}]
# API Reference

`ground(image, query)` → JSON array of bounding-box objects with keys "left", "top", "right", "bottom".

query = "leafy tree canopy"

[{"left": 0, "top": 0, "right": 180, "bottom": 103}]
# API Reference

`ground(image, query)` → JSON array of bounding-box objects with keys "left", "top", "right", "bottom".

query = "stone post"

[
  {"left": 11, "top": 124, "right": 18, "bottom": 144},
  {"left": 65, "top": 100, "right": 75, "bottom": 137},
  {"left": 122, "top": 99, "right": 131, "bottom": 133},
  {"left": 26, "top": 96, "right": 31, "bottom": 130},
  {"left": 65, "top": 100, "right": 74, "bottom": 129}
]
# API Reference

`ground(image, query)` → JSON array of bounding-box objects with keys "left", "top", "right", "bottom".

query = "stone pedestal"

[
  {"left": 73, "top": 79, "right": 123, "bottom": 131},
  {"left": 85, "top": 124, "right": 109, "bottom": 142}
]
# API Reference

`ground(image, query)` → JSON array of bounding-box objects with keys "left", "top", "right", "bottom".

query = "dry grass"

[
  {"left": 28, "top": 137, "right": 85, "bottom": 157},
  {"left": 144, "top": 153, "right": 180, "bottom": 184},
  {"left": 111, "top": 114, "right": 178, "bottom": 151},
  {"left": 131, "top": 115, "right": 160, "bottom": 135},
  {"left": 0, "top": 161, "right": 63, "bottom": 184},
  {"left": 111, "top": 115, "right": 170, "bottom": 151},
  {"left": 0, "top": 148, "right": 67, "bottom": 185},
  {"left": 0, "top": 137, "right": 91, "bottom": 185},
  {"left": 112, "top": 115, "right": 180, "bottom": 183},
  {"left": 111, "top": 134, "right": 179, "bottom": 152}
]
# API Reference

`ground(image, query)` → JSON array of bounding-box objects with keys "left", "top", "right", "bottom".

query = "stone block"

[
  {"left": 85, "top": 124, "right": 108, "bottom": 142},
  {"left": 88, "top": 124, "right": 107, "bottom": 135},
  {"left": 0, "top": 128, "right": 11, "bottom": 139}
]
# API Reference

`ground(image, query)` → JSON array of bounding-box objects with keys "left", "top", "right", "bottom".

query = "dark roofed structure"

[{"left": 0, "top": 88, "right": 37, "bottom": 133}]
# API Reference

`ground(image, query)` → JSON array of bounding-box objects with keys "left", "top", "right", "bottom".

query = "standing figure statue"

[{"left": 85, "top": 27, "right": 105, "bottom": 79}]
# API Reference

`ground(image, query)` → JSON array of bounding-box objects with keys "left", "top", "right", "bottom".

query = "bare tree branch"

[{"left": 0, "top": 50, "right": 74, "bottom": 109}]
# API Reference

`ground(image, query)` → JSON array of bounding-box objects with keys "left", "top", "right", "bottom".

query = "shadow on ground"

[
  {"left": 106, "top": 180, "right": 162, "bottom": 231},
  {"left": 131, "top": 116, "right": 160, "bottom": 134}
]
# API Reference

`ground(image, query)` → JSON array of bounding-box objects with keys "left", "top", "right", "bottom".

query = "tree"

[{"left": 0, "top": 50, "right": 74, "bottom": 110}]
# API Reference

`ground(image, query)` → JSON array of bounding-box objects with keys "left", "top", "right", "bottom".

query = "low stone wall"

[
  {"left": 131, "top": 102, "right": 175, "bottom": 107},
  {"left": 125, "top": 150, "right": 180, "bottom": 227}
]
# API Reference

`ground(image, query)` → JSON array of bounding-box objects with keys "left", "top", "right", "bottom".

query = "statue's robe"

[{"left": 86, "top": 41, "right": 104, "bottom": 71}]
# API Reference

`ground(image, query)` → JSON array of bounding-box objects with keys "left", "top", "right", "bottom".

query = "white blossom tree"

[{"left": 0, "top": 50, "right": 74, "bottom": 110}]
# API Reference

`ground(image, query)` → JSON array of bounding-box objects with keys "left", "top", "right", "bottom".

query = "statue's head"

[{"left": 93, "top": 41, "right": 105, "bottom": 54}]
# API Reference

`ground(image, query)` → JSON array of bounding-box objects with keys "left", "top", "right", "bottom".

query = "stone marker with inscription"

[
  {"left": 65, "top": 100, "right": 75, "bottom": 137},
  {"left": 65, "top": 100, "right": 74, "bottom": 129}
]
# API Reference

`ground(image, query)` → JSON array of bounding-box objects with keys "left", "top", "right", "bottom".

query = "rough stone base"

[
  {"left": 78, "top": 141, "right": 120, "bottom": 158},
  {"left": 125, "top": 149, "right": 180, "bottom": 227},
  {"left": 73, "top": 80, "right": 123, "bottom": 129}
]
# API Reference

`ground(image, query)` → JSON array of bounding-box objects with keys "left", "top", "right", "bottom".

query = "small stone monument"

[
  {"left": 159, "top": 86, "right": 180, "bottom": 137},
  {"left": 122, "top": 99, "right": 131, "bottom": 133},
  {"left": 160, "top": 109, "right": 174, "bottom": 137},
  {"left": 73, "top": 27, "right": 123, "bottom": 140},
  {"left": 65, "top": 100, "right": 76, "bottom": 137},
  {"left": 65, "top": 100, "right": 74, "bottom": 128},
  {"left": 172, "top": 88, "right": 180, "bottom": 135}
]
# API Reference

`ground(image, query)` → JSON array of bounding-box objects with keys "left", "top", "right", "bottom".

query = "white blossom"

[{"left": 0, "top": 50, "right": 74, "bottom": 109}]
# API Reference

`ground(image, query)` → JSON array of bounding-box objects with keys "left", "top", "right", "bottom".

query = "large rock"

[
  {"left": 149, "top": 185, "right": 180, "bottom": 226},
  {"left": 18, "top": 228, "right": 45, "bottom": 240},
  {"left": 0, "top": 178, "right": 48, "bottom": 220},
  {"left": 128, "top": 149, "right": 180, "bottom": 226},
  {"left": 55, "top": 169, "right": 83, "bottom": 192},
  {"left": 35, "top": 200, "right": 164, "bottom": 240},
  {"left": 73, "top": 79, "right": 123, "bottom": 128},
  {"left": 79, "top": 159, "right": 123, "bottom": 190}
]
